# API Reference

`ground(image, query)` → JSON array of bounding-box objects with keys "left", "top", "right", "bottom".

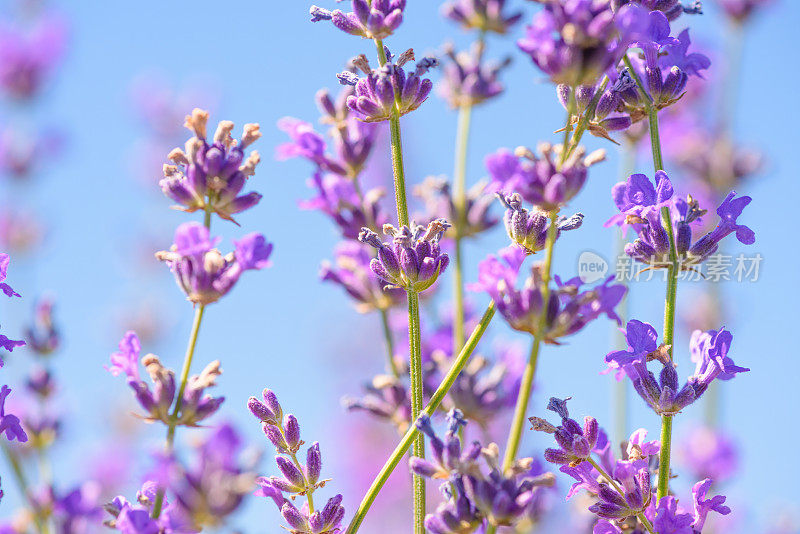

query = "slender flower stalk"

[
  {"left": 345, "top": 302, "right": 496, "bottom": 534},
  {"left": 379, "top": 308, "right": 400, "bottom": 378},
  {"left": 452, "top": 102, "right": 472, "bottom": 355}
]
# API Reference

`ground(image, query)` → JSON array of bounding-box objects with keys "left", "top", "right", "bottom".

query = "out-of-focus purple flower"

[
  {"left": 54, "top": 483, "right": 103, "bottom": 533},
  {"left": 24, "top": 297, "right": 60, "bottom": 356},
  {"left": 606, "top": 321, "right": 748, "bottom": 415},
  {"left": 609, "top": 171, "right": 755, "bottom": 268},
  {"left": 310, "top": 0, "right": 405, "bottom": 40},
  {"left": 320, "top": 241, "right": 405, "bottom": 312},
  {"left": 717, "top": 0, "right": 773, "bottom": 22},
  {"left": 0, "top": 385, "right": 27, "bottom": 442},
  {"left": 678, "top": 425, "right": 739, "bottom": 483},
  {"left": 530, "top": 397, "right": 599, "bottom": 466},
  {"left": 26, "top": 367, "right": 55, "bottom": 398},
  {"left": 442, "top": 0, "right": 522, "bottom": 33},
  {"left": 342, "top": 374, "right": 412, "bottom": 432},
  {"left": 471, "top": 247, "right": 625, "bottom": 344},
  {"left": 159, "top": 109, "right": 262, "bottom": 223},
  {"left": 410, "top": 410, "right": 481, "bottom": 480},
  {"left": 486, "top": 143, "right": 605, "bottom": 211},
  {"left": 0, "top": 126, "right": 64, "bottom": 180},
  {"left": 0, "top": 208, "right": 44, "bottom": 255},
  {"left": 155, "top": 222, "right": 272, "bottom": 306},
  {"left": 106, "top": 331, "right": 224, "bottom": 426},
  {"left": 424, "top": 478, "right": 482, "bottom": 534},
  {"left": 439, "top": 43, "right": 510, "bottom": 108},
  {"left": 0, "top": 253, "right": 21, "bottom": 299},
  {"left": 270, "top": 490, "right": 345, "bottom": 534},
  {"left": 498, "top": 193, "right": 583, "bottom": 254},
  {"left": 0, "top": 14, "right": 67, "bottom": 100},
  {"left": 338, "top": 50, "right": 437, "bottom": 123},
  {"left": 359, "top": 219, "right": 450, "bottom": 293},
  {"left": 301, "top": 171, "right": 387, "bottom": 239},
  {"left": 415, "top": 175, "right": 498, "bottom": 239},
  {"left": 517, "top": 0, "right": 640, "bottom": 87}
]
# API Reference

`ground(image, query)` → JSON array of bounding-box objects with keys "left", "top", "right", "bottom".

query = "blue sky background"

[{"left": 1, "top": 1, "right": 799, "bottom": 531}]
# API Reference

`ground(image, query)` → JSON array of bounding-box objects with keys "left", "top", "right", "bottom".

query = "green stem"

[
  {"left": 345, "top": 303, "right": 496, "bottom": 534},
  {"left": 622, "top": 55, "right": 663, "bottom": 173},
  {"left": 407, "top": 290, "right": 425, "bottom": 533},
  {"left": 151, "top": 303, "right": 207, "bottom": 518},
  {"left": 586, "top": 457, "right": 656, "bottom": 534},
  {"left": 452, "top": 101, "right": 473, "bottom": 355},
  {"left": 564, "top": 76, "right": 609, "bottom": 159},
  {"left": 379, "top": 309, "right": 400, "bottom": 378},
  {"left": 500, "top": 211, "right": 559, "bottom": 472}
]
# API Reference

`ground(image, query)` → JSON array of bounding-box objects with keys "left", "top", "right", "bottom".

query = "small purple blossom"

[
  {"left": 342, "top": 374, "right": 412, "bottom": 432},
  {"left": 498, "top": 193, "right": 584, "bottom": 255},
  {"left": 0, "top": 385, "right": 27, "bottom": 442},
  {"left": 24, "top": 297, "right": 60, "bottom": 356},
  {"left": 358, "top": 219, "right": 451, "bottom": 293},
  {"left": 155, "top": 222, "right": 272, "bottom": 306},
  {"left": 0, "top": 14, "right": 67, "bottom": 100},
  {"left": 310, "top": 0, "right": 405, "bottom": 40},
  {"left": 159, "top": 109, "right": 262, "bottom": 224},
  {"left": 530, "top": 397, "right": 599, "bottom": 467},
  {"left": 439, "top": 43, "right": 510, "bottom": 109},
  {"left": 442, "top": 0, "right": 522, "bottom": 34},
  {"left": 557, "top": 80, "right": 634, "bottom": 142},
  {"left": 340, "top": 50, "right": 437, "bottom": 123},
  {"left": 486, "top": 143, "right": 605, "bottom": 211},
  {"left": 415, "top": 175, "right": 498, "bottom": 239},
  {"left": 678, "top": 425, "right": 739, "bottom": 483},
  {"left": 301, "top": 171, "right": 387, "bottom": 239},
  {"left": 471, "top": 247, "right": 625, "bottom": 344}
]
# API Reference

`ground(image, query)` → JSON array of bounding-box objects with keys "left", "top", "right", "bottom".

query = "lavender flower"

[
  {"left": 301, "top": 171, "right": 387, "bottom": 239},
  {"left": 320, "top": 241, "right": 405, "bottom": 312},
  {"left": 517, "top": 0, "right": 640, "bottom": 87},
  {"left": 414, "top": 176, "right": 498, "bottom": 239},
  {"left": 486, "top": 143, "right": 605, "bottom": 211},
  {"left": 471, "top": 247, "right": 625, "bottom": 344},
  {"left": 250, "top": 389, "right": 344, "bottom": 534},
  {"left": 0, "top": 385, "right": 27, "bottom": 442},
  {"left": 159, "top": 109, "right": 262, "bottom": 223},
  {"left": 106, "top": 331, "right": 224, "bottom": 426},
  {"left": 557, "top": 80, "right": 634, "bottom": 143},
  {"left": 609, "top": 171, "right": 755, "bottom": 268},
  {"left": 155, "top": 222, "right": 272, "bottom": 305},
  {"left": 439, "top": 44, "right": 510, "bottom": 109},
  {"left": 310, "top": 1, "right": 405, "bottom": 40},
  {"left": 358, "top": 219, "right": 451, "bottom": 293},
  {"left": 441, "top": 0, "right": 522, "bottom": 34},
  {"left": 0, "top": 14, "right": 67, "bottom": 100},
  {"left": 605, "top": 321, "right": 749, "bottom": 415},
  {"left": 498, "top": 193, "right": 583, "bottom": 255},
  {"left": 0, "top": 253, "right": 21, "bottom": 299},
  {"left": 529, "top": 397, "right": 599, "bottom": 467},
  {"left": 717, "top": 0, "right": 772, "bottom": 22},
  {"left": 342, "top": 374, "right": 412, "bottom": 432},
  {"left": 24, "top": 297, "right": 60, "bottom": 356},
  {"left": 338, "top": 50, "right": 437, "bottom": 123},
  {"left": 411, "top": 410, "right": 555, "bottom": 531},
  {"left": 678, "top": 425, "right": 739, "bottom": 483}
]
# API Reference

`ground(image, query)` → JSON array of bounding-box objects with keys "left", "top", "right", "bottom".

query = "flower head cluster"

[
  {"left": 320, "top": 241, "right": 405, "bottom": 312},
  {"left": 529, "top": 397, "right": 599, "bottom": 467},
  {"left": 106, "top": 331, "right": 224, "bottom": 426},
  {"left": 472, "top": 247, "right": 625, "bottom": 344},
  {"left": 338, "top": 50, "right": 437, "bottom": 123},
  {"left": 249, "top": 389, "right": 345, "bottom": 534},
  {"left": 411, "top": 410, "right": 556, "bottom": 532},
  {"left": 609, "top": 171, "right": 755, "bottom": 268},
  {"left": 359, "top": 219, "right": 451, "bottom": 293},
  {"left": 303, "top": 171, "right": 387, "bottom": 239},
  {"left": 439, "top": 43, "right": 511, "bottom": 109},
  {"left": 517, "top": 1, "right": 643, "bottom": 87},
  {"left": 155, "top": 222, "right": 272, "bottom": 306},
  {"left": 342, "top": 373, "right": 412, "bottom": 432},
  {"left": 605, "top": 320, "right": 749, "bottom": 415},
  {"left": 557, "top": 79, "right": 635, "bottom": 142},
  {"left": 486, "top": 143, "right": 605, "bottom": 211},
  {"left": 25, "top": 297, "right": 60, "bottom": 356},
  {"left": 498, "top": 193, "right": 584, "bottom": 254},
  {"left": 441, "top": 0, "right": 522, "bottom": 34},
  {"left": 159, "top": 109, "right": 262, "bottom": 223},
  {"left": 310, "top": 0, "right": 405, "bottom": 40},
  {"left": 615, "top": 12, "right": 710, "bottom": 116},
  {"left": 0, "top": 14, "right": 67, "bottom": 100},
  {"left": 415, "top": 175, "right": 498, "bottom": 239}
]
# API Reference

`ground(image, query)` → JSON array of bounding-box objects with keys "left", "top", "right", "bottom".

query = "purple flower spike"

[
  {"left": 358, "top": 219, "right": 450, "bottom": 293},
  {"left": 558, "top": 81, "right": 634, "bottom": 143},
  {"left": 342, "top": 374, "right": 412, "bottom": 432},
  {"left": 498, "top": 193, "right": 583, "bottom": 254},
  {"left": 530, "top": 397, "right": 599, "bottom": 467},
  {"left": 0, "top": 14, "right": 67, "bottom": 100},
  {"left": 439, "top": 43, "right": 510, "bottom": 109},
  {"left": 159, "top": 109, "right": 263, "bottom": 224},
  {"left": 471, "top": 248, "right": 625, "bottom": 344},
  {"left": 155, "top": 222, "right": 272, "bottom": 306},
  {"left": 320, "top": 241, "right": 405, "bottom": 313},
  {"left": 441, "top": 0, "right": 522, "bottom": 34},
  {"left": 486, "top": 143, "right": 605, "bottom": 211},
  {"left": 342, "top": 50, "right": 437, "bottom": 123},
  {"left": 415, "top": 176, "right": 498, "bottom": 239},
  {"left": 409, "top": 410, "right": 481, "bottom": 480},
  {"left": 24, "top": 297, "right": 60, "bottom": 355},
  {"left": 311, "top": 0, "right": 405, "bottom": 40}
]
